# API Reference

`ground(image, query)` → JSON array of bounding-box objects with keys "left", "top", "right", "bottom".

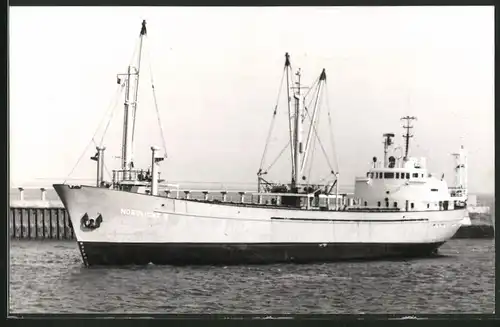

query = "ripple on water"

[{"left": 9, "top": 239, "right": 495, "bottom": 314}]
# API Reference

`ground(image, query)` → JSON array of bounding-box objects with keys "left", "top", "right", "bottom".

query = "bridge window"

[
  {"left": 412, "top": 173, "right": 419, "bottom": 178},
  {"left": 384, "top": 172, "right": 394, "bottom": 179}
]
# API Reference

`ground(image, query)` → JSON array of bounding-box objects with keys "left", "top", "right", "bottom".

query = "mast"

[
  {"left": 451, "top": 145, "right": 468, "bottom": 198},
  {"left": 300, "top": 69, "right": 326, "bottom": 174},
  {"left": 292, "top": 68, "right": 303, "bottom": 190},
  {"left": 382, "top": 133, "right": 395, "bottom": 168},
  {"left": 401, "top": 116, "right": 417, "bottom": 160},
  {"left": 120, "top": 20, "right": 147, "bottom": 178}
]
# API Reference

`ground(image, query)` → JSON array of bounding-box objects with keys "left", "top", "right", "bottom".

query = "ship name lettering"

[{"left": 120, "top": 208, "right": 160, "bottom": 218}]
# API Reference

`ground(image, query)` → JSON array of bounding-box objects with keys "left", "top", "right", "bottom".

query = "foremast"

[{"left": 118, "top": 20, "right": 147, "bottom": 179}]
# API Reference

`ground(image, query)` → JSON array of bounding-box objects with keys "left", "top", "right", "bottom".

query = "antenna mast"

[
  {"left": 118, "top": 20, "right": 147, "bottom": 179},
  {"left": 401, "top": 116, "right": 417, "bottom": 160}
]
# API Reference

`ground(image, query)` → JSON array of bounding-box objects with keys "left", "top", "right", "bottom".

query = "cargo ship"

[{"left": 54, "top": 20, "right": 468, "bottom": 266}]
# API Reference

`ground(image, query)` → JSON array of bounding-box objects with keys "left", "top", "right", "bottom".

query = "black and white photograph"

[{"left": 8, "top": 5, "right": 494, "bottom": 315}]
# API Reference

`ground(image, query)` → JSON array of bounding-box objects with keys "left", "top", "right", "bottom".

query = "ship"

[{"left": 53, "top": 20, "right": 469, "bottom": 266}]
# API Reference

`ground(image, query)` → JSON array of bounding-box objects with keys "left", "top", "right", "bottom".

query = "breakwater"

[
  {"left": 10, "top": 200, "right": 74, "bottom": 240},
  {"left": 9, "top": 187, "right": 494, "bottom": 240}
]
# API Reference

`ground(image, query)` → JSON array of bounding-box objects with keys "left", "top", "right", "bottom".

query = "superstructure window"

[
  {"left": 421, "top": 174, "right": 424, "bottom": 178},
  {"left": 394, "top": 202, "right": 398, "bottom": 208},
  {"left": 384, "top": 172, "right": 394, "bottom": 179},
  {"left": 431, "top": 188, "right": 438, "bottom": 192},
  {"left": 410, "top": 203, "right": 414, "bottom": 209},
  {"left": 406, "top": 173, "right": 410, "bottom": 179},
  {"left": 364, "top": 201, "right": 368, "bottom": 206},
  {"left": 370, "top": 172, "right": 374, "bottom": 178},
  {"left": 377, "top": 201, "right": 381, "bottom": 207},
  {"left": 367, "top": 172, "right": 370, "bottom": 177},
  {"left": 396, "top": 172, "right": 400, "bottom": 178},
  {"left": 412, "top": 173, "right": 419, "bottom": 178}
]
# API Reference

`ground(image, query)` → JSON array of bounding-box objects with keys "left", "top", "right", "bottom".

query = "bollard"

[
  {"left": 202, "top": 191, "right": 209, "bottom": 201},
  {"left": 40, "top": 188, "right": 47, "bottom": 201},
  {"left": 18, "top": 187, "right": 24, "bottom": 201},
  {"left": 221, "top": 191, "right": 227, "bottom": 202}
]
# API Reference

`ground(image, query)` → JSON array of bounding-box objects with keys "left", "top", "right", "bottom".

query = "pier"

[
  {"left": 9, "top": 187, "right": 495, "bottom": 240},
  {"left": 10, "top": 201, "right": 74, "bottom": 240}
]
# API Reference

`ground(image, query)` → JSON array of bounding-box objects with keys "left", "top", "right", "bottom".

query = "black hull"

[{"left": 79, "top": 241, "right": 446, "bottom": 266}]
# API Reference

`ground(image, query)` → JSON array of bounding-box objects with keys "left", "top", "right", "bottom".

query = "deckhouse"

[{"left": 353, "top": 117, "right": 467, "bottom": 212}]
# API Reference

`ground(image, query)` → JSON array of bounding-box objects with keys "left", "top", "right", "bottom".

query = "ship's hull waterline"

[{"left": 53, "top": 184, "right": 465, "bottom": 266}]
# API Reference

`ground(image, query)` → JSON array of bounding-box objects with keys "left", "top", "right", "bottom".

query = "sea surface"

[{"left": 9, "top": 239, "right": 495, "bottom": 314}]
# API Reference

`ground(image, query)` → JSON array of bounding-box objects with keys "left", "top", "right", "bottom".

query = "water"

[{"left": 9, "top": 239, "right": 494, "bottom": 314}]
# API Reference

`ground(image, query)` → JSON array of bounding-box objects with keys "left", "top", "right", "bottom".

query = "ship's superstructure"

[{"left": 53, "top": 20, "right": 468, "bottom": 266}]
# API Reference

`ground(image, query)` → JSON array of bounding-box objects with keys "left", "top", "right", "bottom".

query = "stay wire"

[
  {"left": 259, "top": 65, "right": 287, "bottom": 171},
  {"left": 63, "top": 84, "right": 124, "bottom": 184},
  {"left": 145, "top": 35, "right": 169, "bottom": 158}
]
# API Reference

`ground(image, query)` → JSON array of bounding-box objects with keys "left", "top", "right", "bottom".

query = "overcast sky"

[{"left": 9, "top": 6, "right": 494, "bottom": 194}]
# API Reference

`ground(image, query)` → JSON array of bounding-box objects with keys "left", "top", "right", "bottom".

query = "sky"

[{"left": 9, "top": 6, "right": 494, "bottom": 194}]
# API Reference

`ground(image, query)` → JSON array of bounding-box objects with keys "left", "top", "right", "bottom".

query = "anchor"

[{"left": 80, "top": 213, "right": 103, "bottom": 231}]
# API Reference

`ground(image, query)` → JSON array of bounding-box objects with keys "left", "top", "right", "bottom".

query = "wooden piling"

[{"left": 9, "top": 199, "right": 73, "bottom": 240}]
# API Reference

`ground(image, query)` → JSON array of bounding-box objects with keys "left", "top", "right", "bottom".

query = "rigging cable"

[
  {"left": 63, "top": 83, "right": 124, "bottom": 184},
  {"left": 306, "top": 86, "right": 322, "bottom": 182},
  {"left": 324, "top": 80, "right": 340, "bottom": 176},
  {"left": 145, "top": 35, "right": 169, "bottom": 158},
  {"left": 96, "top": 85, "right": 126, "bottom": 180},
  {"left": 130, "top": 35, "right": 145, "bottom": 152},
  {"left": 301, "top": 77, "right": 322, "bottom": 174},
  {"left": 303, "top": 81, "right": 335, "bottom": 175},
  {"left": 286, "top": 63, "right": 295, "bottom": 176},
  {"left": 258, "top": 65, "right": 287, "bottom": 172},
  {"left": 264, "top": 140, "right": 291, "bottom": 174},
  {"left": 302, "top": 74, "right": 320, "bottom": 104}
]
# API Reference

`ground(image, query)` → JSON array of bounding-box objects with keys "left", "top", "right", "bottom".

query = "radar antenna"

[{"left": 401, "top": 116, "right": 417, "bottom": 160}]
